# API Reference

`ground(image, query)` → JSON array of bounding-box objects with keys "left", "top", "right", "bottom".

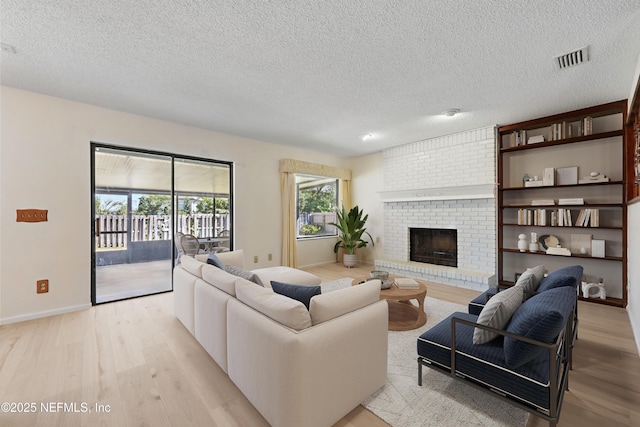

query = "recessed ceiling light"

[
  {"left": 361, "top": 133, "right": 373, "bottom": 141},
  {"left": 442, "top": 109, "right": 460, "bottom": 117}
]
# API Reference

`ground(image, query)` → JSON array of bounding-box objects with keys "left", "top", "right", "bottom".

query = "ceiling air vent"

[{"left": 554, "top": 46, "right": 589, "bottom": 70}]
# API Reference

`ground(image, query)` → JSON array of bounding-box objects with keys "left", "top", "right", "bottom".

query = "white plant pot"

[{"left": 343, "top": 253, "right": 358, "bottom": 268}]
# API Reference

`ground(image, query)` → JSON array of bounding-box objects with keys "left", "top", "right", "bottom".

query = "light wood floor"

[{"left": 0, "top": 262, "right": 638, "bottom": 426}]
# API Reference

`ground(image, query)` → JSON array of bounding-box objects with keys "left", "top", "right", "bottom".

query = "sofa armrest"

[{"left": 227, "top": 298, "right": 388, "bottom": 427}]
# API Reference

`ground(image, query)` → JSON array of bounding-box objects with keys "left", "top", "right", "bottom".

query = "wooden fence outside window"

[{"left": 95, "top": 214, "right": 230, "bottom": 248}]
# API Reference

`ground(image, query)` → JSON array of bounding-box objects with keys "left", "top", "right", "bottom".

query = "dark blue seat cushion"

[
  {"left": 537, "top": 265, "right": 582, "bottom": 293},
  {"left": 504, "top": 286, "right": 576, "bottom": 368},
  {"left": 417, "top": 312, "right": 553, "bottom": 410}
]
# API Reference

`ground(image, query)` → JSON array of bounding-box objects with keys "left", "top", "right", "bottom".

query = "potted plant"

[{"left": 330, "top": 205, "right": 374, "bottom": 268}]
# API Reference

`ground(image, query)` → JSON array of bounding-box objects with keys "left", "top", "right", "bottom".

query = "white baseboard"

[{"left": 0, "top": 303, "right": 92, "bottom": 325}]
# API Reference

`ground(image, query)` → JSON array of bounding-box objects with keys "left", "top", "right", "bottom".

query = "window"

[{"left": 296, "top": 175, "right": 338, "bottom": 238}]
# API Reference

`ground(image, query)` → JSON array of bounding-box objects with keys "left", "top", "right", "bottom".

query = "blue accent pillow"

[
  {"left": 535, "top": 274, "right": 575, "bottom": 293},
  {"left": 271, "top": 281, "right": 321, "bottom": 310},
  {"left": 504, "top": 286, "right": 576, "bottom": 368},
  {"left": 537, "top": 265, "right": 582, "bottom": 293},
  {"left": 206, "top": 253, "right": 224, "bottom": 269}
]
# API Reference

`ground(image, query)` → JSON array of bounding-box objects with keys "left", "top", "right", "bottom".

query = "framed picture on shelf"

[{"left": 556, "top": 166, "right": 578, "bottom": 185}]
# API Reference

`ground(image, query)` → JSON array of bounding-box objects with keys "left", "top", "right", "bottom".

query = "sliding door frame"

[{"left": 90, "top": 142, "right": 234, "bottom": 305}]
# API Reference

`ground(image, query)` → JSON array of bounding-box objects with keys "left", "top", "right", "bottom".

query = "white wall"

[
  {"left": 0, "top": 86, "right": 346, "bottom": 324},
  {"left": 348, "top": 152, "right": 385, "bottom": 265}
]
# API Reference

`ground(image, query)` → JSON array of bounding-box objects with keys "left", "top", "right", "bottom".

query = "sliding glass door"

[{"left": 91, "top": 144, "right": 232, "bottom": 304}]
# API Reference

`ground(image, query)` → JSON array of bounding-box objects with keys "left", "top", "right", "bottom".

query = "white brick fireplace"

[{"left": 375, "top": 126, "right": 497, "bottom": 291}]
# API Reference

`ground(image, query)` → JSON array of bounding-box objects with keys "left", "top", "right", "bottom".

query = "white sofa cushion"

[
  {"left": 201, "top": 263, "right": 237, "bottom": 296},
  {"left": 180, "top": 255, "right": 203, "bottom": 278},
  {"left": 217, "top": 249, "right": 246, "bottom": 269},
  {"left": 253, "top": 266, "right": 321, "bottom": 288},
  {"left": 235, "top": 280, "right": 312, "bottom": 331},
  {"left": 309, "top": 280, "right": 381, "bottom": 326}
]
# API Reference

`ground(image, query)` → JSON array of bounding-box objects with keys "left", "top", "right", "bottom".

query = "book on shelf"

[
  {"left": 542, "top": 168, "right": 555, "bottom": 186},
  {"left": 527, "top": 135, "right": 545, "bottom": 144},
  {"left": 558, "top": 198, "right": 584, "bottom": 205},
  {"left": 532, "top": 199, "right": 555, "bottom": 205},
  {"left": 554, "top": 208, "right": 575, "bottom": 227},
  {"left": 546, "top": 247, "right": 572, "bottom": 256},
  {"left": 578, "top": 176, "right": 610, "bottom": 184},
  {"left": 549, "top": 122, "right": 571, "bottom": 141},
  {"left": 517, "top": 208, "right": 547, "bottom": 225},
  {"left": 394, "top": 277, "right": 420, "bottom": 289},
  {"left": 564, "top": 209, "right": 572, "bottom": 226},
  {"left": 573, "top": 208, "right": 601, "bottom": 227},
  {"left": 580, "top": 116, "right": 593, "bottom": 136}
]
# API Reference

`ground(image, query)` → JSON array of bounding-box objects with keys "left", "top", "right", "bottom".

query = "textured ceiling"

[{"left": 2, "top": 1, "right": 640, "bottom": 158}]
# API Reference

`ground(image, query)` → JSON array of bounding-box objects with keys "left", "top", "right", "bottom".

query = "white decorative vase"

[
  {"left": 529, "top": 232, "right": 538, "bottom": 252},
  {"left": 517, "top": 234, "right": 528, "bottom": 252},
  {"left": 343, "top": 253, "right": 358, "bottom": 268}
]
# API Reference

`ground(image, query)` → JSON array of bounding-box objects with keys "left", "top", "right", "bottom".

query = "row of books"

[
  {"left": 506, "top": 116, "right": 594, "bottom": 147},
  {"left": 575, "top": 208, "right": 600, "bottom": 227},
  {"left": 516, "top": 208, "right": 600, "bottom": 227},
  {"left": 530, "top": 198, "right": 584, "bottom": 206},
  {"left": 517, "top": 209, "right": 548, "bottom": 226}
]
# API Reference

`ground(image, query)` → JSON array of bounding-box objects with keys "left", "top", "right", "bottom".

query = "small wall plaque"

[{"left": 17, "top": 209, "right": 48, "bottom": 222}]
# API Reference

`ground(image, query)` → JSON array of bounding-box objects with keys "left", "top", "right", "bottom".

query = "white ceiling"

[{"left": 2, "top": 1, "right": 640, "bottom": 158}]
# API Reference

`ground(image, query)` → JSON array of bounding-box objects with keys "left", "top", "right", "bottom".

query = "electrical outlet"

[
  {"left": 376, "top": 236, "right": 381, "bottom": 243},
  {"left": 268, "top": 253, "right": 272, "bottom": 261},
  {"left": 254, "top": 255, "right": 258, "bottom": 263},
  {"left": 37, "top": 279, "right": 49, "bottom": 294}
]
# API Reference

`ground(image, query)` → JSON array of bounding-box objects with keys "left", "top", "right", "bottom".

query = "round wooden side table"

[{"left": 352, "top": 275, "right": 427, "bottom": 331}]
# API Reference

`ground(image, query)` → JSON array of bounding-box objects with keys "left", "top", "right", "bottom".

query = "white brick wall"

[{"left": 378, "top": 126, "right": 497, "bottom": 290}]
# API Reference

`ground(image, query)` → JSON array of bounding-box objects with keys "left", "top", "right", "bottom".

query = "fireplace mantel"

[{"left": 379, "top": 184, "right": 495, "bottom": 202}]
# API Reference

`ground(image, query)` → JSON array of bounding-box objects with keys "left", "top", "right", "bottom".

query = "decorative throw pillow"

[
  {"left": 206, "top": 252, "right": 224, "bottom": 269},
  {"left": 224, "top": 265, "right": 264, "bottom": 286},
  {"left": 526, "top": 265, "right": 545, "bottom": 287},
  {"left": 473, "top": 285, "right": 524, "bottom": 345},
  {"left": 271, "top": 281, "right": 321, "bottom": 310},
  {"left": 535, "top": 274, "right": 576, "bottom": 293},
  {"left": 513, "top": 270, "right": 537, "bottom": 293},
  {"left": 503, "top": 286, "right": 576, "bottom": 368},
  {"left": 537, "top": 265, "right": 583, "bottom": 293}
]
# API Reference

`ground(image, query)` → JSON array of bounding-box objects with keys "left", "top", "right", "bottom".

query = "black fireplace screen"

[{"left": 409, "top": 228, "right": 457, "bottom": 267}]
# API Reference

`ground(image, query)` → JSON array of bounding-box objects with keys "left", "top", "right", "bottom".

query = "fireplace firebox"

[{"left": 410, "top": 228, "right": 457, "bottom": 267}]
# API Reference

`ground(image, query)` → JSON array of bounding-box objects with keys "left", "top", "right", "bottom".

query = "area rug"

[{"left": 321, "top": 278, "right": 528, "bottom": 427}]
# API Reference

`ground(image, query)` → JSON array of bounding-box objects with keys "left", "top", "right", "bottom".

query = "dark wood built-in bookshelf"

[{"left": 497, "top": 100, "right": 628, "bottom": 308}]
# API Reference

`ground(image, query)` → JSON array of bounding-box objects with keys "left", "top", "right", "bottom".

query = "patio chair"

[
  {"left": 181, "top": 234, "right": 206, "bottom": 256},
  {"left": 174, "top": 232, "right": 185, "bottom": 262},
  {"left": 217, "top": 229, "right": 231, "bottom": 251}
]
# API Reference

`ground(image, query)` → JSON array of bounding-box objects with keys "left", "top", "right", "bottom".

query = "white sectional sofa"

[{"left": 173, "top": 250, "right": 388, "bottom": 427}]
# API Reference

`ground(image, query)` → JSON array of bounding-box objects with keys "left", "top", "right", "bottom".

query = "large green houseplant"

[{"left": 330, "top": 205, "right": 374, "bottom": 267}]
